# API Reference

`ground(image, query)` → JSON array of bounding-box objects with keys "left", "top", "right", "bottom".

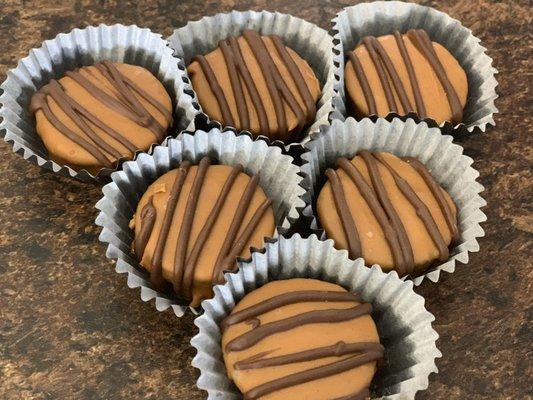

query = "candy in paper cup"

[
  {"left": 167, "top": 10, "right": 339, "bottom": 148},
  {"left": 95, "top": 128, "right": 306, "bottom": 316},
  {"left": 192, "top": 234, "right": 441, "bottom": 399},
  {"left": 332, "top": 1, "right": 498, "bottom": 134},
  {"left": 300, "top": 117, "right": 487, "bottom": 285},
  {"left": 0, "top": 23, "right": 196, "bottom": 183}
]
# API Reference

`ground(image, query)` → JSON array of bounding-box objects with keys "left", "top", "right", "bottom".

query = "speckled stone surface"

[{"left": 0, "top": 1, "right": 531, "bottom": 399}]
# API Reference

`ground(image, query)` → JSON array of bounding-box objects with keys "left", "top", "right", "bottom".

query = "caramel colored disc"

[
  {"left": 317, "top": 152, "right": 458, "bottom": 277},
  {"left": 345, "top": 30, "right": 468, "bottom": 124},
  {"left": 222, "top": 279, "right": 383, "bottom": 400},
  {"left": 30, "top": 62, "right": 173, "bottom": 173},
  {"left": 188, "top": 29, "right": 321, "bottom": 142},
  {"left": 131, "top": 158, "right": 275, "bottom": 307}
]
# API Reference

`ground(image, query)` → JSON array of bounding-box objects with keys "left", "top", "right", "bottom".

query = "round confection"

[
  {"left": 188, "top": 29, "right": 321, "bottom": 142},
  {"left": 317, "top": 151, "right": 458, "bottom": 277},
  {"left": 345, "top": 29, "right": 468, "bottom": 124},
  {"left": 30, "top": 61, "right": 173, "bottom": 173},
  {"left": 221, "top": 278, "right": 383, "bottom": 400},
  {"left": 131, "top": 157, "right": 275, "bottom": 307}
]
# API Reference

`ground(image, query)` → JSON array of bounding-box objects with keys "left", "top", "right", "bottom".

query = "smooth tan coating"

[
  {"left": 188, "top": 35, "right": 321, "bottom": 140},
  {"left": 132, "top": 165, "right": 275, "bottom": 307},
  {"left": 317, "top": 153, "right": 457, "bottom": 275},
  {"left": 345, "top": 33, "right": 468, "bottom": 124},
  {"left": 33, "top": 63, "right": 172, "bottom": 172},
  {"left": 222, "top": 279, "right": 380, "bottom": 400}
]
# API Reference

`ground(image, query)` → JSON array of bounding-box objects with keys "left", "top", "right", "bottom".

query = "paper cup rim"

[
  {"left": 167, "top": 9, "right": 339, "bottom": 150},
  {"left": 192, "top": 233, "right": 441, "bottom": 400},
  {"left": 300, "top": 117, "right": 487, "bottom": 285},
  {"left": 331, "top": 0, "right": 499, "bottom": 134},
  {"left": 95, "top": 127, "right": 307, "bottom": 317},
  {"left": 0, "top": 23, "right": 196, "bottom": 183}
]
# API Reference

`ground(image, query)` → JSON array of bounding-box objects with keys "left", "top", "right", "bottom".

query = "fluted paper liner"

[
  {"left": 167, "top": 10, "right": 340, "bottom": 147},
  {"left": 301, "top": 117, "right": 487, "bottom": 285},
  {"left": 0, "top": 24, "right": 197, "bottom": 182},
  {"left": 332, "top": 1, "right": 498, "bottom": 134},
  {"left": 192, "top": 234, "right": 441, "bottom": 399},
  {"left": 95, "top": 128, "right": 306, "bottom": 316}
]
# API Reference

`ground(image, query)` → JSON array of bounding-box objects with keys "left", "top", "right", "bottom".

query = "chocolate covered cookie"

[
  {"left": 345, "top": 29, "right": 468, "bottom": 124},
  {"left": 131, "top": 157, "right": 275, "bottom": 307},
  {"left": 318, "top": 151, "right": 458, "bottom": 277},
  {"left": 222, "top": 278, "right": 383, "bottom": 400},
  {"left": 188, "top": 29, "right": 321, "bottom": 142},
  {"left": 30, "top": 61, "right": 173, "bottom": 173}
]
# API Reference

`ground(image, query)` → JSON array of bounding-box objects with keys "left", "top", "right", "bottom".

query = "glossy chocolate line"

[
  {"left": 46, "top": 80, "right": 123, "bottom": 160},
  {"left": 370, "top": 36, "right": 413, "bottom": 113},
  {"left": 235, "top": 341, "right": 384, "bottom": 370},
  {"left": 172, "top": 157, "right": 211, "bottom": 293},
  {"left": 181, "top": 164, "right": 243, "bottom": 299},
  {"left": 326, "top": 168, "right": 362, "bottom": 259},
  {"left": 95, "top": 62, "right": 151, "bottom": 125},
  {"left": 332, "top": 388, "right": 370, "bottom": 400},
  {"left": 92, "top": 62, "right": 167, "bottom": 140},
  {"left": 50, "top": 79, "right": 137, "bottom": 155},
  {"left": 150, "top": 161, "right": 191, "bottom": 288},
  {"left": 117, "top": 68, "right": 173, "bottom": 125},
  {"left": 359, "top": 151, "right": 413, "bottom": 275},
  {"left": 220, "top": 39, "right": 250, "bottom": 130},
  {"left": 348, "top": 52, "right": 377, "bottom": 115},
  {"left": 225, "top": 303, "right": 372, "bottom": 352},
  {"left": 34, "top": 91, "right": 112, "bottom": 167},
  {"left": 271, "top": 35, "right": 316, "bottom": 124},
  {"left": 243, "top": 349, "right": 379, "bottom": 400},
  {"left": 403, "top": 157, "right": 458, "bottom": 241},
  {"left": 134, "top": 196, "right": 156, "bottom": 259},
  {"left": 243, "top": 29, "right": 288, "bottom": 138},
  {"left": 64, "top": 70, "right": 147, "bottom": 128},
  {"left": 375, "top": 154, "right": 449, "bottom": 261},
  {"left": 194, "top": 54, "right": 235, "bottom": 127},
  {"left": 407, "top": 29, "right": 463, "bottom": 124},
  {"left": 338, "top": 158, "right": 405, "bottom": 269},
  {"left": 221, "top": 290, "right": 361, "bottom": 331},
  {"left": 211, "top": 174, "right": 260, "bottom": 283},
  {"left": 394, "top": 31, "right": 426, "bottom": 118},
  {"left": 228, "top": 36, "right": 270, "bottom": 135},
  {"left": 363, "top": 37, "right": 397, "bottom": 112},
  {"left": 219, "top": 198, "right": 272, "bottom": 278}
]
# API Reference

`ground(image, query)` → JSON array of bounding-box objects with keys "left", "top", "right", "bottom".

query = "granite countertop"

[{"left": 0, "top": 0, "right": 531, "bottom": 399}]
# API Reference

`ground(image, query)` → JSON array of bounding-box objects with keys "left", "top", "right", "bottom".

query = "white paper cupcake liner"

[
  {"left": 0, "top": 23, "right": 197, "bottom": 183},
  {"left": 192, "top": 233, "right": 441, "bottom": 399},
  {"left": 332, "top": 1, "right": 499, "bottom": 134},
  {"left": 94, "top": 128, "right": 307, "bottom": 317},
  {"left": 167, "top": 10, "right": 340, "bottom": 149},
  {"left": 300, "top": 117, "right": 487, "bottom": 285}
]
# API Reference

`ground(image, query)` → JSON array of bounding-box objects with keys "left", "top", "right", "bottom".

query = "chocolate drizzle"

[
  {"left": 348, "top": 29, "right": 463, "bottom": 123},
  {"left": 226, "top": 303, "right": 372, "bottom": 352},
  {"left": 30, "top": 61, "right": 171, "bottom": 167},
  {"left": 235, "top": 341, "right": 384, "bottom": 370},
  {"left": 326, "top": 152, "right": 457, "bottom": 276},
  {"left": 191, "top": 29, "right": 316, "bottom": 139},
  {"left": 223, "top": 288, "right": 381, "bottom": 400},
  {"left": 134, "top": 158, "right": 271, "bottom": 304}
]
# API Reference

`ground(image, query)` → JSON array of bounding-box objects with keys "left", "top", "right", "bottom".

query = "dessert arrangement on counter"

[{"left": 0, "top": 1, "right": 497, "bottom": 399}]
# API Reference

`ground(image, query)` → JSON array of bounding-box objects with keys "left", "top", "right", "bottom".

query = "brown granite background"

[{"left": 0, "top": 0, "right": 531, "bottom": 399}]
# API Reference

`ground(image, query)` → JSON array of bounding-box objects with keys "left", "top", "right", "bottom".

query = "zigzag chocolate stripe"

[
  {"left": 348, "top": 29, "right": 462, "bottom": 123},
  {"left": 192, "top": 29, "right": 315, "bottom": 139},
  {"left": 30, "top": 61, "right": 171, "bottom": 167},
  {"left": 135, "top": 157, "right": 271, "bottom": 303},
  {"left": 326, "top": 152, "right": 457, "bottom": 276},
  {"left": 224, "top": 289, "right": 381, "bottom": 400}
]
